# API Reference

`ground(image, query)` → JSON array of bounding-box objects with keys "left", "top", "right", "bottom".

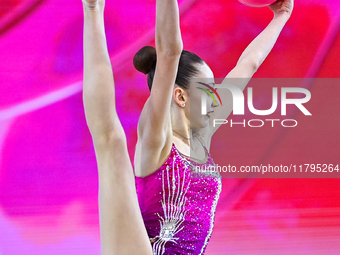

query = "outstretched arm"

[
  {"left": 210, "top": 0, "right": 294, "bottom": 135},
  {"left": 225, "top": 0, "right": 293, "bottom": 79}
]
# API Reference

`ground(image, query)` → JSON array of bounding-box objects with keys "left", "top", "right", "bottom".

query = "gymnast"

[{"left": 82, "top": 0, "right": 293, "bottom": 254}]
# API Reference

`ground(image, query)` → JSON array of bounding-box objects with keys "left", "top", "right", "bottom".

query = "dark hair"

[{"left": 133, "top": 46, "right": 204, "bottom": 91}]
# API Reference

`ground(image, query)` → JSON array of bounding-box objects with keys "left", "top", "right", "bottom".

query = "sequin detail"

[
  {"left": 178, "top": 154, "right": 222, "bottom": 255},
  {"left": 152, "top": 159, "right": 191, "bottom": 254},
  {"left": 135, "top": 143, "right": 222, "bottom": 255}
]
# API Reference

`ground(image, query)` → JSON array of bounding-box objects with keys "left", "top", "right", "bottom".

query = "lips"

[{"left": 206, "top": 111, "right": 214, "bottom": 118}]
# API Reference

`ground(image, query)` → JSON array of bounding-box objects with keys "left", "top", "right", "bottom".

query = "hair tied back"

[{"left": 133, "top": 46, "right": 157, "bottom": 75}]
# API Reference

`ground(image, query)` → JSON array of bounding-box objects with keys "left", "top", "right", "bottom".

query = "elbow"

[
  {"left": 158, "top": 48, "right": 183, "bottom": 65},
  {"left": 164, "top": 47, "right": 183, "bottom": 57},
  {"left": 238, "top": 53, "right": 262, "bottom": 74},
  {"left": 156, "top": 38, "right": 183, "bottom": 57},
  {"left": 250, "top": 60, "right": 260, "bottom": 73},
  {"left": 159, "top": 47, "right": 183, "bottom": 58}
]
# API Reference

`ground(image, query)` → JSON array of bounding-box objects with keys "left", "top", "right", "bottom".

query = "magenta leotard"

[{"left": 135, "top": 142, "right": 222, "bottom": 255}]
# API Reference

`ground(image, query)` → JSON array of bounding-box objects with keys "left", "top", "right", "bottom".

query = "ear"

[{"left": 173, "top": 85, "right": 187, "bottom": 106}]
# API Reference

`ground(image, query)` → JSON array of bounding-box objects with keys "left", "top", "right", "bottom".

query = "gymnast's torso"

[{"left": 135, "top": 141, "right": 222, "bottom": 255}]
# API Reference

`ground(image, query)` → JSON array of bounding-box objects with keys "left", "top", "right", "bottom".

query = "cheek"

[
  {"left": 188, "top": 94, "right": 200, "bottom": 113},
  {"left": 190, "top": 91, "right": 202, "bottom": 106},
  {"left": 189, "top": 94, "right": 205, "bottom": 120}
]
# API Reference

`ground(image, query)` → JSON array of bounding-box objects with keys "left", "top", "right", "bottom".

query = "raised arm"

[
  {"left": 138, "top": 0, "right": 183, "bottom": 148},
  {"left": 210, "top": 0, "right": 294, "bottom": 134},
  {"left": 225, "top": 0, "right": 293, "bottom": 79}
]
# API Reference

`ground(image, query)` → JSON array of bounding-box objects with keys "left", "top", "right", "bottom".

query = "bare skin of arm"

[
  {"left": 207, "top": 0, "right": 294, "bottom": 140},
  {"left": 135, "top": 0, "right": 183, "bottom": 177}
]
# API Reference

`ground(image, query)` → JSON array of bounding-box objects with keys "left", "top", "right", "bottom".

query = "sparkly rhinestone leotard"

[{"left": 135, "top": 140, "right": 222, "bottom": 255}]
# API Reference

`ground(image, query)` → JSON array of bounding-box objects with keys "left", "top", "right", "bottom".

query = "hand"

[{"left": 269, "top": 0, "right": 294, "bottom": 17}]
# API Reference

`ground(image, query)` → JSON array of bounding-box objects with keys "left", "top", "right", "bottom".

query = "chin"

[
  {"left": 199, "top": 118, "right": 210, "bottom": 129},
  {"left": 190, "top": 116, "right": 209, "bottom": 130}
]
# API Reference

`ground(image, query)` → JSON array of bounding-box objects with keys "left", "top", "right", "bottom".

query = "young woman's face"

[{"left": 187, "top": 63, "right": 218, "bottom": 130}]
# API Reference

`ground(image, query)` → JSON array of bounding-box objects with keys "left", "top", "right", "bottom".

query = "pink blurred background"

[{"left": 0, "top": 0, "right": 339, "bottom": 254}]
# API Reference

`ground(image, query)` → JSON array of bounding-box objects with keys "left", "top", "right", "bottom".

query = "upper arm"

[
  {"left": 209, "top": 59, "right": 257, "bottom": 135},
  {"left": 139, "top": 53, "right": 181, "bottom": 148}
]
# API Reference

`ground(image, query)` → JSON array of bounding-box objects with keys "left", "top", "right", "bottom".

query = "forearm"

[
  {"left": 237, "top": 12, "right": 290, "bottom": 69},
  {"left": 155, "top": 0, "right": 183, "bottom": 55},
  {"left": 83, "top": 2, "right": 120, "bottom": 139}
]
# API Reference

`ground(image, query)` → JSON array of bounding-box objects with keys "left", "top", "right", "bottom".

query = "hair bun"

[{"left": 133, "top": 46, "right": 157, "bottom": 75}]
